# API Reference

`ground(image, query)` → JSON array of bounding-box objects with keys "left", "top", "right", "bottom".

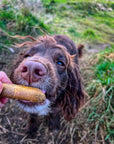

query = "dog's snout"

[{"left": 21, "top": 61, "right": 47, "bottom": 83}]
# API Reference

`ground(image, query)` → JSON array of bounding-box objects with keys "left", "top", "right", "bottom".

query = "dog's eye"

[
  {"left": 56, "top": 61, "right": 65, "bottom": 67},
  {"left": 24, "top": 54, "right": 30, "bottom": 58}
]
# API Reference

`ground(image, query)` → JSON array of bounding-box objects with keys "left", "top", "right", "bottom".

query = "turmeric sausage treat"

[{"left": 0, "top": 83, "right": 46, "bottom": 103}]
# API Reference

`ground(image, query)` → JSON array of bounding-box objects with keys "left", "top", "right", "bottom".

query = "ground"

[
  {"left": 0, "top": 43, "right": 109, "bottom": 144},
  {"left": 0, "top": 0, "right": 113, "bottom": 144}
]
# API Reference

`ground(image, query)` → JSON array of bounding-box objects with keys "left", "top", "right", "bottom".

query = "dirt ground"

[{"left": 0, "top": 44, "right": 109, "bottom": 144}]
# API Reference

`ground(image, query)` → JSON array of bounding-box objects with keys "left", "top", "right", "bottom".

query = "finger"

[
  {"left": 0, "top": 71, "right": 12, "bottom": 84},
  {"left": 0, "top": 77, "right": 9, "bottom": 105}
]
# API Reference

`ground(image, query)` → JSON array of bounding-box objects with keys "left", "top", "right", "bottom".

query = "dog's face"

[
  {"left": 11, "top": 36, "right": 73, "bottom": 115},
  {"left": 11, "top": 35, "right": 84, "bottom": 120}
]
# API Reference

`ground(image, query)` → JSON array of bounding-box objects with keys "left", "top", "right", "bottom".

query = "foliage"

[
  {"left": 0, "top": 0, "right": 51, "bottom": 52},
  {"left": 86, "top": 46, "right": 114, "bottom": 142},
  {"left": 95, "top": 47, "right": 114, "bottom": 85},
  {"left": 42, "top": 0, "right": 114, "bottom": 44},
  {"left": 0, "top": 0, "right": 114, "bottom": 143},
  {"left": 83, "top": 29, "right": 97, "bottom": 39},
  {"left": 0, "top": 1, "right": 50, "bottom": 34}
]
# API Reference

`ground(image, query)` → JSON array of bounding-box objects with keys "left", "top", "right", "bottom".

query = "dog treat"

[{"left": 0, "top": 83, "right": 46, "bottom": 103}]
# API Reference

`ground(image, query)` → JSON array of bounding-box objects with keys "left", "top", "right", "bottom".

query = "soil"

[{"left": 0, "top": 44, "right": 108, "bottom": 144}]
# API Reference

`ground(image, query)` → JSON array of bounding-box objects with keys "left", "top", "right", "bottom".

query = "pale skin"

[{"left": 0, "top": 71, "right": 12, "bottom": 108}]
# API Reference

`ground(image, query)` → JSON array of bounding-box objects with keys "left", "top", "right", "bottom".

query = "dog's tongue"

[
  {"left": 20, "top": 90, "right": 46, "bottom": 103},
  {"left": 41, "top": 90, "right": 45, "bottom": 93},
  {"left": 20, "top": 100, "right": 30, "bottom": 103}
]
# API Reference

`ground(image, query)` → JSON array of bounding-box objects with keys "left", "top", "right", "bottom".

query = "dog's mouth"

[
  {"left": 17, "top": 84, "right": 51, "bottom": 115},
  {"left": 17, "top": 86, "right": 47, "bottom": 107},
  {"left": 18, "top": 98, "right": 48, "bottom": 107}
]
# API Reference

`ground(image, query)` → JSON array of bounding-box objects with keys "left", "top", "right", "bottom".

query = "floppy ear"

[{"left": 59, "top": 64, "right": 84, "bottom": 121}]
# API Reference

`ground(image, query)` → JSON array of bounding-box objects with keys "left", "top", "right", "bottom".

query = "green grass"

[
  {"left": 0, "top": 0, "right": 51, "bottom": 52},
  {"left": 42, "top": 0, "right": 114, "bottom": 44},
  {"left": 42, "top": 0, "right": 114, "bottom": 4},
  {"left": 1, "top": 0, "right": 113, "bottom": 47},
  {"left": 0, "top": 0, "right": 114, "bottom": 142},
  {"left": 85, "top": 46, "right": 114, "bottom": 142},
  {"left": 0, "top": 2, "right": 50, "bottom": 35},
  {"left": 95, "top": 48, "right": 114, "bottom": 85}
]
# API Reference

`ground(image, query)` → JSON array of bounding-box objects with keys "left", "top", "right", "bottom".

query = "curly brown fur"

[{"left": 10, "top": 35, "right": 84, "bottom": 132}]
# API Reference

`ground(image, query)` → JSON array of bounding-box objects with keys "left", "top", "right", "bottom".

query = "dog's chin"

[
  {"left": 13, "top": 80, "right": 51, "bottom": 115},
  {"left": 17, "top": 99, "right": 51, "bottom": 116}
]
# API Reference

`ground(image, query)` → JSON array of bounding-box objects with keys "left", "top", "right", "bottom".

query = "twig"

[
  {"left": 9, "top": 131, "right": 24, "bottom": 136},
  {"left": 6, "top": 116, "right": 12, "bottom": 129},
  {"left": 20, "top": 135, "right": 27, "bottom": 144},
  {"left": 80, "top": 132, "right": 87, "bottom": 141},
  {"left": 100, "top": 127, "right": 105, "bottom": 144},
  {"left": 0, "top": 125, "right": 8, "bottom": 133}
]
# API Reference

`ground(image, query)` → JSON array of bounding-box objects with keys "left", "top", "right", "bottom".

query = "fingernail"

[{"left": 42, "top": 90, "right": 46, "bottom": 93}]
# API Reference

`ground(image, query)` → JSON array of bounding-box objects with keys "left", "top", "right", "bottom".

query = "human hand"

[{"left": 0, "top": 71, "right": 12, "bottom": 108}]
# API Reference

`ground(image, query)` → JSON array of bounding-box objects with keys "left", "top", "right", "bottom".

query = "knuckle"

[{"left": 0, "top": 71, "right": 7, "bottom": 82}]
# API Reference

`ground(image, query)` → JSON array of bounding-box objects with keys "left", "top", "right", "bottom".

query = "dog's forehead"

[
  {"left": 31, "top": 43, "right": 46, "bottom": 50},
  {"left": 28, "top": 42, "right": 68, "bottom": 55}
]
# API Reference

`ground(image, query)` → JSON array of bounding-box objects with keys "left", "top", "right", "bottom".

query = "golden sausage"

[{"left": 0, "top": 83, "right": 46, "bottom": 103}]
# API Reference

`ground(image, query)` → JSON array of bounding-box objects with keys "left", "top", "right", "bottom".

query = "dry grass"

[
  {"left": 0, "top": 0, "right": 113, "bottom": 143},
  {"left": 0, "top": 47, "right": 112, "bottom": 144}
]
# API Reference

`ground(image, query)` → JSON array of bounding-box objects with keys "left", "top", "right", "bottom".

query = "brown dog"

[{"left": 10, "top": 35, "right": 84, "bottom": 134}]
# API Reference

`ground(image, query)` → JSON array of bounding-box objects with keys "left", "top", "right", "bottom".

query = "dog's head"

[{"left": 10, "top": 35, "right": 84, "bottom": 120}]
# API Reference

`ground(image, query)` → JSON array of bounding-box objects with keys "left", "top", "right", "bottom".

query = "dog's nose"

[{"left": 21, "top": 61, "right": 47, "bottom": 83}]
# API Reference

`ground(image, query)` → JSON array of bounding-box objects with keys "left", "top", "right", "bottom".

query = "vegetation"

[
  {"left": 41, "top": 4, "right": 114, "bottom": 142},
  {"left": 85, "top": 46, "right": 114, "bottom": 142},
  {"left": 0, "top": 0, "right": 51, "bottom": 53},
  {"left": 0, "top": 0, "right": 113, "bottom": 143},
  {"left": 42, "top": 0, "right": 114, "bottom": 44}
]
